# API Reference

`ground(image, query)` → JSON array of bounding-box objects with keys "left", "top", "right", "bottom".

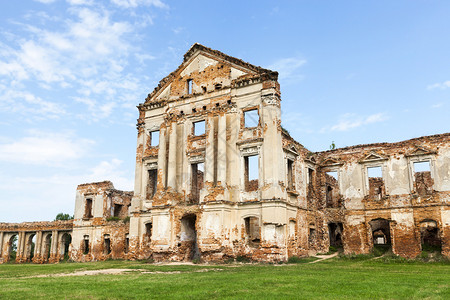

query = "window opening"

[
  {"left": 244, "top": 216, "right": 261, "bottom": 247},
  {"left": 84, "top": 198, "right": 93, "bottom": 218},
  {"left": 325, "top": 171, "right": 339, "bottom": 208},
  {"left": 367, "top": 166, "right": 385, "bottom": 200},
  {"left": 113, "top": 204, "right": 123, "bottom": 217},
  {"left": 147, "top": 169, "right": 158, "bottom": 200},
  {"left": 83, "top": 235, "right": 90, "bottom": 254},
  {"left": 287, "top": 159, "right": 294, "bottom": 189},
  {"left": 125, "top": 234, "right": 129, "bottom": 253},
  {"left": 244, "top": 155, "right": 259, "bottom": 192},
  {"left": 180, "top": 215, "right": 200, "bottom": 260},
  {"left": 244, "top": 109, "right": 259, "bottom": 128},
  {"left": 104, "top": 234, "right": 111, "bottom": 255},
  {"left": 413, "top": 161, "right": 433, "bottom": 196},
  {"left": 187, "top": 79, "right": 193, "bottom": 94},
  {"left": 190, "top": 162, "right": 204, "bottom": 204},
  {"left": 193, "top": 120, "right": 205, "bottom": 136},
  {"left": 150, "top": 130, "right": 159, "bottom": 147}
]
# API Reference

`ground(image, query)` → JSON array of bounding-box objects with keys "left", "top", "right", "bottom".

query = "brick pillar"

[
  {"left": 33, "top": 231, "right": 42, "bottom": 263},
  {"left": 17, "top": 231, "right": 26, "bottom": 263},
  {"left": 167, "top": 122, "right": 177, "bottom": 190},
  {"left": 217, "top": 113, "right": 227, "bottom": 186},
  {"left": 0, "top": 232, "right": 3, "bottom": 258}
]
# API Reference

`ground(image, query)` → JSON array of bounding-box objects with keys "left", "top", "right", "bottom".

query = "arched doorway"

[
  {"left": 180, "top": 214, "right": 199, "bottom": 261},
  {"left": 369, "top": 218, "right": 391, "bottom": 255},
  {"left": 60, "top": 233, "right": 72, "bottom": 260},
  {"left": 8, "top": 234, "right": 18, "bottom": 262},
  {"left": 26, "top": 234, "right": 36, "bottom": 262},
  {"left": 419, "top": 220, "right": 441, "bottom": 252},
  {"left": 328, "top": 222, "right": 343, "bottom": 248}
]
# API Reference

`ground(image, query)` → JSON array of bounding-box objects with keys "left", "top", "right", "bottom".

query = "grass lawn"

[{"left": 0, "top": 257, "right": 449, "bottom": 299}]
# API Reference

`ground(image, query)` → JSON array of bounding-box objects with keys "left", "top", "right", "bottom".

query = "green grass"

[{"left": 0, "top": 258, "right": 449, "bottom": 299}]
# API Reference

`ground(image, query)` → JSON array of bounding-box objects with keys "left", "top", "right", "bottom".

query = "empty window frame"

[
  {"left": 145, "top": 223, "right": 152, "bottom": 242},
  {"left": 187, "top": 79, "right": 193, "bottom": 94},
  {"left": 190, "top": 162, "right": 204, "bottom": 203},
  {"left": 147, "top": 169, "right": 158, "bottom": 199},
  {"left": 84, "top": 198, "right": 93, "bottom": 218},
  {"left": 367, "top": 166, "right": 385, "bottom": 199},
  {"left": 113, "top": 204, "right": 123, "bottom": 217},
  {"left": 287, "top": 159, "right": 294, "bottom": 189},
  {"left": 104, "top": 235, "right": 111, "bottom": 255},
  {"left": 244, "top": 155, "right": 259, "bottom": 192},
  {"left": 413, "top": 160, "right": 433, "bottom": 195},
  {"left": 125, "top": 234, "right": 129, "bottom": 253},
  {"left": 150, "top": 130, "right": 159, "bottom": 147},
  {"left": 83, "top": 235, "right": 90, "bottom": 254},
  {"left": 244, "top": 216, "right": 261, "bottom": 246},
  {"left": 193, "top": 120, "right": 205, "bottom": 136},
  {"left": 325, "top": 171, "right": 339, "bottom": 208},
  {"left": 244, "top": 109, "right": 259, "bottom": 128}
]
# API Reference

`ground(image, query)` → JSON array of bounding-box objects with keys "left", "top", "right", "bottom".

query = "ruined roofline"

[
  {"left": 143, "top": 43, "right": 277, "bottom": 103},
  {"left": 77, "top": 180, "right": 114, "bottom": 188},
  {"left": 0, "top": 220, "right": 73, "bottom": 229},
  {"left": 315, "top": 132, "right": 450, "bottom": 155}
]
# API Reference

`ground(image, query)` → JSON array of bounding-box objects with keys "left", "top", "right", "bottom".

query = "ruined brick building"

[{"left": 1, "top": 44, "right": 449, "bottom": 263}]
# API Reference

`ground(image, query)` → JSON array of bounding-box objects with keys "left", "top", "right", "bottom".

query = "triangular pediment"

[
  {"left": 359, "top": 151, "right": 388, "bottom": 163},
  {"left": 320, "top": 157, "right": 343, "bottom": 167},
  {"left": 145, "top": 43, "right": 274, "bottom": 103},
  {"left": 406, "top": 146, "right": 436, "bottom": 157}
]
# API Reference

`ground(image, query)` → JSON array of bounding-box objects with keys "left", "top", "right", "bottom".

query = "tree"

[
  {"left": 330, "top": 141, "right": 336, "bottom": 150},
  {"left": 55, "top": 213, "right": 74, "bottom": 221}
]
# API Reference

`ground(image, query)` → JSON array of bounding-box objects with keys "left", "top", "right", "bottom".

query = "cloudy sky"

[{"left": 1, "top": 0, "right": 449, "bottom": 222}]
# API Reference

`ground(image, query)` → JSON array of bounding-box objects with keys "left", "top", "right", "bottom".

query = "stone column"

[
  {"left": 217, "top": 113, "right": 227, "bottom": 186},
  {"left": 157, "top": 126, "right": 167, "bottom": 189},
  {"left": 167, "top": 122, "right": 177, "bottom": 190},
  {"left": 17, "top": 232, "right": 25, "bottom": 262},
  {"left": 205, "top": 116, "right": 215, "bottom": 184},
  {"left": 34, "top": 232, "right": 42, "bottom": 258},
  {"left": 50, "top": 231, "right": 58, "bottom": 262}
]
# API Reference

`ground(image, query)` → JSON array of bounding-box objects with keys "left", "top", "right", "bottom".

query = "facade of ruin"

[{"left": 1, "top": 44, "right": 449, "bottom": 263}]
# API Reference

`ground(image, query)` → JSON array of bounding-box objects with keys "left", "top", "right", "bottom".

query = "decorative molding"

[
  {"left": 405, "top": 146, "right": 436, "bottom": 157},
  {"left": 262, "top": 94, "right": 280, "bottom": 106},
  {"left": 359, "top": 151, "right": 388, "bottom": 163}
]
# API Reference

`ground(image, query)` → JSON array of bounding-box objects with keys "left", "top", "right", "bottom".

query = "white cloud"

[
  {"left": 110, "top": 0, "right": 168, "bottom": 9},
  {"left": 268, "top": 57, "right": 306, "bottom": 83},
  {"left": 34, "top": 0, "right": 57, "bottom": 3},
  {"left": 323, "top": 112, "right": 389, "bottom": 132},
  {"left": 67, "top": 0, "right": 94, "bottom": 5},
  {"left": 427, "top": 80, "right": 450, "bottom": 90},
  {"left": 87, "top": 158, "right": 133, "bottom": 190},
  {"left": 0, "top": 130, "right": 94, "bottom": 165},
  {"left": 431, "top": 102, "right": 444, "bottom": 108}
]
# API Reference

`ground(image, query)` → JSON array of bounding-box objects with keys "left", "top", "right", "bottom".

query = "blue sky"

[{"left": 0, "top": 0, "right": 449, "bottom": 222}]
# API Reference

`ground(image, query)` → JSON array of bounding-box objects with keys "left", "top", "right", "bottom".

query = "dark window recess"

[
  {"left": 113, "top": 204, "right": 123, "bottom": 217},
  {"left": 244, "top": 155, "right": 259, "bottom": 192},
  {"left": 244, "top": 109, "right": 259, "bottom": 128},
  {"left": 83, "top": 235, "right": 90, "bottom": 254},
  {"left": 244, "top": 217, "right": 260, "bottom": 247},
  {"left": 287, "top": 159, "right": 294, "bottom": 189},
  {"left": 190, "top": 162, "right": 204, "bottom": 204},
  {"left": 145, "top": 223, "right": 152, "bottom": 240},
  {"left": 147, "top": 169, "right": 157, "bottom": 200},
  {"left": 104, "top": 235, "right": 111, "bottom": 255},
  {"left": 84, "top": 198, "right": 93, "bottom": 218}
]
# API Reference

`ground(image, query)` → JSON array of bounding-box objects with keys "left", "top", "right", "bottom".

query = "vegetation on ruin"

[{"left": 0, "top": 257, "right": 448, "bottom": 299}]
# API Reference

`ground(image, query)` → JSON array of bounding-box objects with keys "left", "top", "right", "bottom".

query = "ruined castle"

[{"left": 1, "top": 44, "right": 449, "bottom": 264}]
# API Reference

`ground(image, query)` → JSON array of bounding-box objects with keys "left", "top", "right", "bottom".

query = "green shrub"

[
  {"left": 106, "top": 216, "right": 121, "bottom": 222},
  {"left": 123, "top": 216, "right": 130, "bottom": 223},
  {"left": 236, "top": 255, "right": 251, "bottom": 263}
]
